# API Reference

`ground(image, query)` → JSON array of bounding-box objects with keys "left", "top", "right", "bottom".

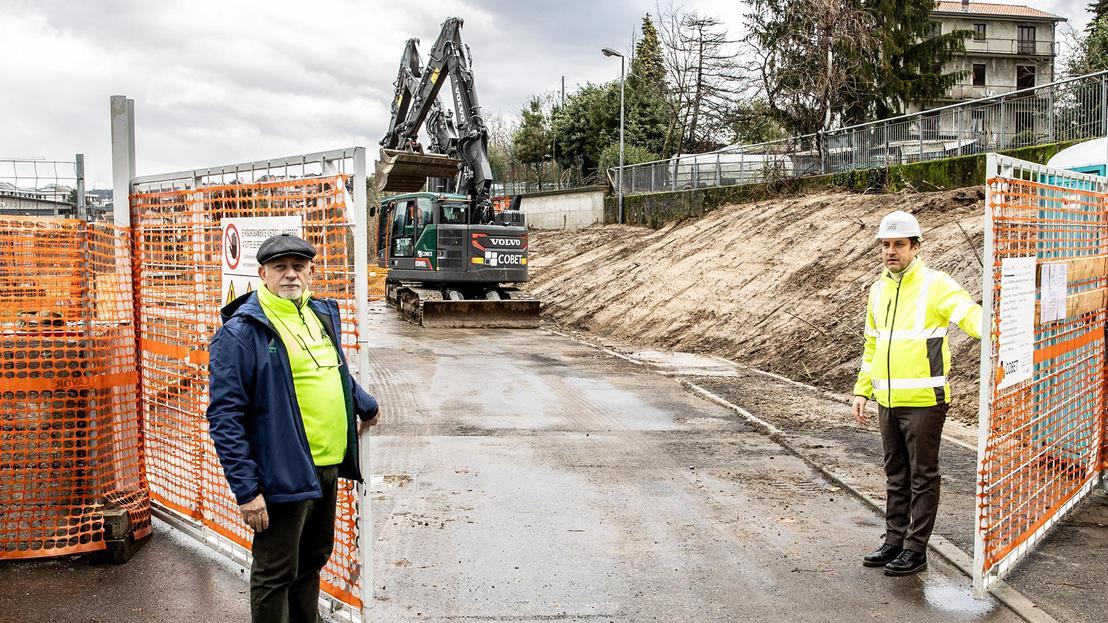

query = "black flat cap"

[{"left": 256, "top": 233, "right": 316, "bottom": 265}]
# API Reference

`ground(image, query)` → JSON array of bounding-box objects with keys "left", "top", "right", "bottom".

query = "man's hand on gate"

[
  {"left": 852, "top": 396, "right": 869, "bottom": 425},
  {"left": 240, "top": 494, "right": 269, "bottom": 532},
  {"left": 357, "top": 413, "right": 380, "bottom": 434}
]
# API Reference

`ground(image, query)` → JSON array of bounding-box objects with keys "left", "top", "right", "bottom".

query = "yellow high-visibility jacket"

[{"left": 854, "top": 259, "right": 983, "bottom": 408}]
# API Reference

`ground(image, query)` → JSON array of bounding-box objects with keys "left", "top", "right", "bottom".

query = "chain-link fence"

[
  {"left": 614, "top": 71, "right": 1108, "bottom": 196},
  {"left": 492, "top": 161, "right": 602, "bottom": 196},
  {"left": 0, "top": 156, "right": 94, "bottom": 219}
]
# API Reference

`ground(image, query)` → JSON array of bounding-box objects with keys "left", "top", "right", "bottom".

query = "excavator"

[{"left": 373, "top": 17, "right": 541, "bottom": 328}]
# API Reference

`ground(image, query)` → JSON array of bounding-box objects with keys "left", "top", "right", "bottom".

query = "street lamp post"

[{"left": 602, "top": 47, "right": 625, "bottom": 225}]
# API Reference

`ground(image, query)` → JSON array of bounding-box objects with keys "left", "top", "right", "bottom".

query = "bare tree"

[
  {"left": 1060, "top": 18, "right": 1108, "bottom": 78},
  {"left": 484, "top": 112, "right": 519, "bottom": 185},
  {"left": 657, "top": 5, "right": 745, "bottom": 154}
]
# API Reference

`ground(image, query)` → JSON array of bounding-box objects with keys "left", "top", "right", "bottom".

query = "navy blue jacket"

[{"left": 206, "top": 291, "right": 378, "bottom": 505}]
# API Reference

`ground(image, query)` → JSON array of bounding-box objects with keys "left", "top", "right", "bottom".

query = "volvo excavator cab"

[{"left": 375, "top": 192, "right": 540, "bottom": 328}]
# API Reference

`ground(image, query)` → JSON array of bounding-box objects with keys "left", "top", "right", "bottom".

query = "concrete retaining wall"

[{"left": 519, "top": 186, "right": 606, "bottom": 230}]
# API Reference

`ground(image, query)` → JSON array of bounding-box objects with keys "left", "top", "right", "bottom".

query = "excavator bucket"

[
  {"left": 375, "top": 149, "right": 461, "bottom": 193},
  {"left": 389, "top": 284, "right": 542, "bottom": 329},
  {"left": 418, "top": 299, "right": 542, "bottom": 329}
]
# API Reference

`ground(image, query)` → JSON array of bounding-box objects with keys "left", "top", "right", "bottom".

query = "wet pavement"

[
  {"left": 0, "top": 306, "right": 1028, "bottom": 622},
  {"left": 0, "top": 517, "right": 250, "bottom": 623},
  {"left": 363, "top": 306, "right": 1017, "bottom": 621},
  {"left": 607, "top": 341, "right": 1107, "bottom": 623}
]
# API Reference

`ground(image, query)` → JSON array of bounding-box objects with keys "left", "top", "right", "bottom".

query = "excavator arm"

[{"left": 377, "top": 17, "right": 494, "bottom": 222}]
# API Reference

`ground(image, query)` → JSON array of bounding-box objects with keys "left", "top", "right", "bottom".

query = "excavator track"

[{"left": 387, "top": 283, "right": 541, "bottom": 329}]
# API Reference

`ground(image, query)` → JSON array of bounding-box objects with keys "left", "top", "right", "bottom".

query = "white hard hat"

[{"left": 876, "top": 210, "right": 923, "bottom": 240}]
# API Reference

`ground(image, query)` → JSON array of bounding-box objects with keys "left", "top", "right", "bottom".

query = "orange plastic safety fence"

[
  {"left": 979, "top": 176, "right": 1108, "bottom": 574},
  {"left": 130, "top": 177, "right": 363, "bottom": 610},
  {"left": 368, "top": 267, "right": 388, "bottom": 301},
  {"left": 0, "top": 217, "right": 150, "bottom": 560}
]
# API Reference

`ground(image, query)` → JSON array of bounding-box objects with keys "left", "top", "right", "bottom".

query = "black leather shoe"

[
  {"left": 862, "top": 543, "right": 903, "bottom": 567},
  {"left": 884, "top": 549, "right": 927, "bottom": 576}
]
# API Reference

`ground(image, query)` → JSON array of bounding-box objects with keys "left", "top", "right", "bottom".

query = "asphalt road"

[
  {"left": 361, "top": 307, "right": 1017, "bottom": 622},
  {"left": 0, "top": 305, "right": 1020, "bottom": 622}
]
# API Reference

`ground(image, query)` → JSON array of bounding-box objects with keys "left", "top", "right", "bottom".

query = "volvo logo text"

[{"left": 488, "top": 238, "right": 522, "bottom": 247}]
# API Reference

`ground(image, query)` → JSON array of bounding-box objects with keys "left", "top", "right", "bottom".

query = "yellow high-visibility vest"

[{"left": 854, "top": 259, "right": 983, "bottom": 408}]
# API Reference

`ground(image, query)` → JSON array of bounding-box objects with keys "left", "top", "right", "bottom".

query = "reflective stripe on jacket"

[{"left": 853, "top": 259, "right": 983, "bottom": 408}]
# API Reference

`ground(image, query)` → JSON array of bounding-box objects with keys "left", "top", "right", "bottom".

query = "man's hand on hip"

[
  {"left": 852, "top": 396, "right": 870, "bottom": 425},
  {"left": 240, "top": 494, "right": 268, "bottom": 532}
]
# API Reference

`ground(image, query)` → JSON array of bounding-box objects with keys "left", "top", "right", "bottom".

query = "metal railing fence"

[
  {"left": 963, "top": 37, "right": 1057, "bottom": 56},
  {"left": 0, "top": 156, "right": 87, "bottom": 218},
  {"left": 613, "top": 71, "right": 1108, "bottom": 196},
  {"left": 492, "top": 161, "right": 598, "bottom": 196}
]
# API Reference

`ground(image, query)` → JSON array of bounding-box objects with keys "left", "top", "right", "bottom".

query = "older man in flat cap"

[{"left": 206, "top": 233, "right": 379, "bottom": 623}]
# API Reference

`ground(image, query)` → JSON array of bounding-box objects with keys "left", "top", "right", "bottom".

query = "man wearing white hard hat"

[{"left": 851, "top": 210, "right": 982, "bottom": 576}]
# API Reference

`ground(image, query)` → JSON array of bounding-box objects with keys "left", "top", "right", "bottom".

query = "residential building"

[{"left": 931, "top": 0, "right": 1067, "bottom": 104}]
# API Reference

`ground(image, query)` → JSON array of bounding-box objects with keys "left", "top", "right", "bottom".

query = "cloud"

[
  {"left": 0, "top": 0, "right": 654, "bottom": 187},
  {"left": 0, "top": 0, "right": 1094, "bottom": 188}
]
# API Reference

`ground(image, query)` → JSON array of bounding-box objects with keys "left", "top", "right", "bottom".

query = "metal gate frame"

[
  {"left": 975, "top": 153, "right": 1108, "bottom": 595},
  {"left": 111, "top": 97, "right": 372, "bottom": 621}
]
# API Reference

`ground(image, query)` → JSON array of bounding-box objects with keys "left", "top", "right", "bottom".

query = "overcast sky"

[{"left": 0, "top": 0, "right": 1091, "bottom": 188}]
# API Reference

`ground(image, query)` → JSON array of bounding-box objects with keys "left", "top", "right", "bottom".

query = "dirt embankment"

[{"left": 524, "top": 188, "right": 987, "bottom": 422}]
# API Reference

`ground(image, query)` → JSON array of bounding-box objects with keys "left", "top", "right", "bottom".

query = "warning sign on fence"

[
  {"left": 997, "top": 256, "right": 1036, "bottom": 389},
  {"left": 221, "top": 216, "right": 303, "bottom": 305}
]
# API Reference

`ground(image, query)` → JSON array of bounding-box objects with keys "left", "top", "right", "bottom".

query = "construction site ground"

[
  {"left": 0, "top": 303, "right": 1031, "bottom": 623},
  {"left": 521, "top": 186, "right": 1108, "bottom": 623},
  {"left": 2, "top": 188, "right": 1105, "bottom": 622},
  {"left": 524, "top": 188, "right": 989, "bottom": 424}
]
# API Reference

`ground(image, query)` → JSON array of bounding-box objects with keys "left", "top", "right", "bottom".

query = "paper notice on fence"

[
  {"left": 997, "top": 256, "right": 1036, "bottom": 390},
  {"left": 1039, "top": 263, "right": 1068, "bottom": 324},
  {"left": 221, "top": 216, "right": 303, "bottom": 306}
]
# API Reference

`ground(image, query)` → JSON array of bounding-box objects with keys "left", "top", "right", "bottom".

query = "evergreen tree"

[
  {"left": 626, "top": 14, "right": 670, "bottom": 157},
  {"left": 855, "top": 0, "right": 971, "bottom": 120},
  {"left": 1086, "top": 16, "right": 1108, "bottom": 71},
  {"left": 629, "top": 14, "right": 667, "bottom": 97},
  {"left": 1089, "top": 0, "right": 1108, "bottom": 31},
  {"left": 597, "top": 142, "right": 659, "bottom": 173},
  {"left": 511, "top": 97, "right": 550, "bottom": 183},
  {"left": 551, "top": 82, "right": 621, "bottom": 173}
]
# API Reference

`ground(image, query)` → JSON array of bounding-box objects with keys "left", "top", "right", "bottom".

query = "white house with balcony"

[
  {"left": 932, "top": 0, "right": 1066, "bottom": 104},
  {"left": 892, "top": 1, "right": 1070, "bottom": 158}
]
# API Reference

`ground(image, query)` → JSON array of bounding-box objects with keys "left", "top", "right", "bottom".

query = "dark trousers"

[
  {"left": 878, "top": 404, "right": 947, "bottom": 553},
  {"left": 250, "top": 466, "right": 339, "bottom": 623}
]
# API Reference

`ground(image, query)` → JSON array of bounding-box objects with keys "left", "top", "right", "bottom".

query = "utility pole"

[{"left": 602, "top": 48, "right": 625, "bottom": 225}]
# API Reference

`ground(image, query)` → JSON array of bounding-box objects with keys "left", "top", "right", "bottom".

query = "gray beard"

[{"left": 278, "top": 287, "right": 303, "bottom": 303}]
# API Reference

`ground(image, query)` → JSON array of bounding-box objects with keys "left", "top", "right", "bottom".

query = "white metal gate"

[
  {"left": 112, "top": 96, "right": 372, "bottom": 622},
  {"left": 975, "top": 153, "right": 1108, "bottom": 594}
]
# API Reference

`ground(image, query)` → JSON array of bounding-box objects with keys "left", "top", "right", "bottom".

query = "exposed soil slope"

[{"left": 525, "top": 188, "right": 987, "bottom": 422}]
